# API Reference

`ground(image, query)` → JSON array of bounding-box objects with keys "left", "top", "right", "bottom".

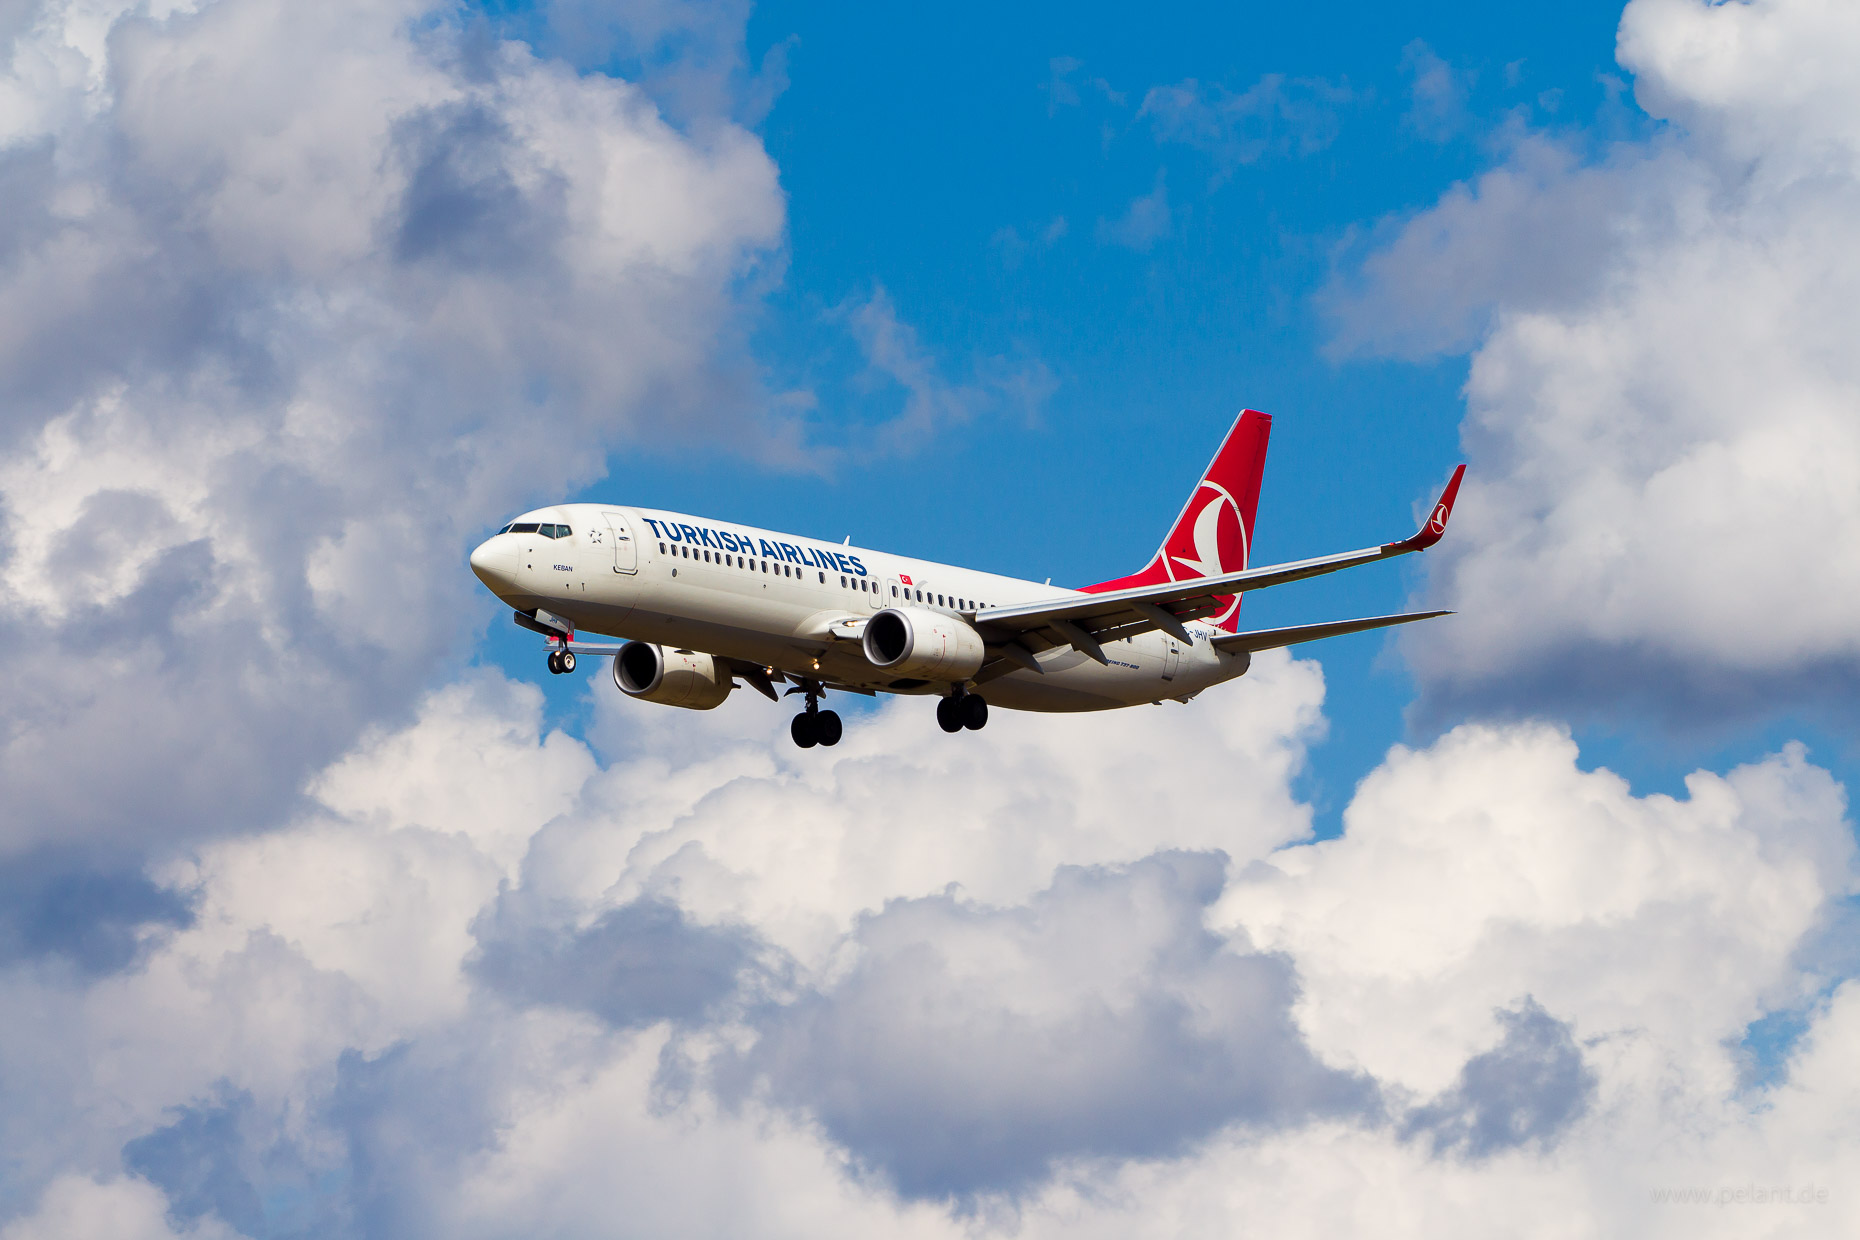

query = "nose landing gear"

[
  {"left": 936, "top": 691, "right": 987, "bottom": 733},
  {"left": 788, "top": 682, "right": 842, "bottom": 748}
]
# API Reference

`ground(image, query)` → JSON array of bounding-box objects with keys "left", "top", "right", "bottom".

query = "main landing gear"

[
  {"left": 936, "top": 691, "right": 987, "bottom": 733},
  {"left": 789, "top": 683, "right": 842, "bottom": 749},
  {"left": 546, "top": 648, "right": 576, "bottom": 675}
]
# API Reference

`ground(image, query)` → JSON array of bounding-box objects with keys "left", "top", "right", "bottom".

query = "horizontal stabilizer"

[{"left": 1210, "top": 610, "right": 1451, "bottom": 653}]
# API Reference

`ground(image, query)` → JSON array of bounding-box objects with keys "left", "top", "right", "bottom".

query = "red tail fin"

[{"left": 1082, "top": 409, "right": 1270, "bottom": 633}]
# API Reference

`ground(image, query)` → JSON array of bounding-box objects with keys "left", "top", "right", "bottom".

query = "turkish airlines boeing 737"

[{"left": 468, "top": 410, "right": 1464, "bottom": 748}]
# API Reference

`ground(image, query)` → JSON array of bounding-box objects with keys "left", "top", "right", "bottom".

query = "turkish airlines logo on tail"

[
  {"left": 1167, "top": 482, "right": 1247, "bottom": 581},
  {"left": 1163, "top": 481, "right": 1248, "bottom": 630}
]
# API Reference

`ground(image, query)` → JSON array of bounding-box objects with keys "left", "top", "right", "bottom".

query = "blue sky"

[{"left": 476, "top": 0, "right": 1849, "bottom": 828}]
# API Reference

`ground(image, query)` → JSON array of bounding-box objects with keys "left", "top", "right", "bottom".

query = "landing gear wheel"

[
  {"left": 815, "top": 710, "right": 843, "bottom": 747},
  {"left": 547, "top": 650, "right": 563, "bottom": 675},
  {"left": 558, "top": 649, "right": 576, "bottom": 674},
  {"left": 935, "top": 696, "right": 964, "bottom": 733},
  {"left": 791, "top": 712, "right": 820, "bottom": 748},
  {"left": 961, "top": 694, "right": 988, "bottom": 731}
]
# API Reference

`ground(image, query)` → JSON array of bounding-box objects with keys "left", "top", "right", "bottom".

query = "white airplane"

[{"left": 468, "top": 410, "right": 1464, "bottom": 748}]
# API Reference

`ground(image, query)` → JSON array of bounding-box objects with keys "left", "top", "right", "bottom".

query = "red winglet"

[{"left": 1388, "top": 464, "right": 1466, "bottom": 552}]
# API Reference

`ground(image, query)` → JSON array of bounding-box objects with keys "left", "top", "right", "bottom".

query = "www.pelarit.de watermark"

[{"left": 1649, "top": 1183, "right": 1831, "bottom": 1207}]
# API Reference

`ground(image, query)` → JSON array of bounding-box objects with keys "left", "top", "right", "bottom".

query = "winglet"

[{"left": 1386, "top": 464, "right": 1466, "bottom": 552}]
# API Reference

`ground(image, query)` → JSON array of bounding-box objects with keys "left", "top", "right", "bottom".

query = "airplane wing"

[
  {"left": 971, "top": 464, "right": 1465, "bottom": 668},
  {"left": 1208, "top": 610, "right": 1451, "bottom": 653}
]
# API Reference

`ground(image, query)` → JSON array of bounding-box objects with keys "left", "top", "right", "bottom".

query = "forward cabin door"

[{"left": 602, "top": 512, "right": 638, "bottom": 574}]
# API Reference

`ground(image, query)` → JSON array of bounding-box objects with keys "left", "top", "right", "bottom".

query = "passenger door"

[
  {"left": 602, "top": 511, "right": 638, "bottom": 574},
  {"left": 1162, "top": 639, "right": 1181, "bottom": 682}
]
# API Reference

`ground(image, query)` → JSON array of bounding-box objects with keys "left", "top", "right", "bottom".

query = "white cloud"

[
  {"left": 1219, "top": 723, "right": 1852, "bottom": 1097},
  {"left": 0, "top": 655, "right": 1851, "bottom": 1235},
  {"left": 0, "top": 1174, "right": 238, "bottom": 1240},
  {"left": 1325, "top": 0, "right": 1860, "bottom": 722},
  {"left": 0, "top": 0, "right": 783, "bottom": 856}
]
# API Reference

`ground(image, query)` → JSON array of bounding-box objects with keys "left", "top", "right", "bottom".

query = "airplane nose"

[{"left": 469, "top": 538, "right": 515, "bottom": 592}]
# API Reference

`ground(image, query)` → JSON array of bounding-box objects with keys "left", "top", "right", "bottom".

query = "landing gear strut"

[
  {"left": 546, "top": 648, "right": 576, "bottom": 675},
  {"left": 789, "top": 682, "right": 842, "bottom": 749},
  {"left": 936, "top": 690, "right": 987, "bottom": 733}
]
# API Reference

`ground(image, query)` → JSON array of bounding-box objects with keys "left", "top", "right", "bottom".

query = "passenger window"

[{"left": 659, "top": 542, "right": 666, "bottom": 553}]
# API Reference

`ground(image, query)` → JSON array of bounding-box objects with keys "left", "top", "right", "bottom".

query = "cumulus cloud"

[
  {"left": 0, "top": 653, "right": 1849, "bottom": 1236},
  {"left": 0, "top": 1174, "right": 237, "bottom": 1240},
  {"left": 0, "top": 0, "right": 783, "bottom": 863},
  {"left": 1401, "top": 998, "right": 1597, "bottom": 1158},
  {"left": 731, "top": 852, "right": 1375, "bottom": 1200},
  {"left": 1221, "top": 723, "right": 1853, "bottom": 1097},
  {"left": 0, "top": 656, "right": 1330, "bottom": 1230},
  {"left": 1326, "top": 0, "right": 1860, "bottom": 724}
]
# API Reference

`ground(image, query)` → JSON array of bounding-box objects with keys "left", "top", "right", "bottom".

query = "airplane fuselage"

[{"left": 469, "top": 503, "right": 1247, "bottom": 712}]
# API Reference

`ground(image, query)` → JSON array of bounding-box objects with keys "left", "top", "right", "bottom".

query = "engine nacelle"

[
  {"left": 862, "top": 608, "right": 986, "bottom": 681},
  {"left": 612, "top": 641, "right": 733, "bottom": 710}
]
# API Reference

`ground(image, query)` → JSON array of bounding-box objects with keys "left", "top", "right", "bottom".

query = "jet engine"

[
  {"left": 613, "top": 641, "right": 733, "bottom": 710},
  {"left": 862, "top": 608, "right": 986, "bottom": 681}
]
